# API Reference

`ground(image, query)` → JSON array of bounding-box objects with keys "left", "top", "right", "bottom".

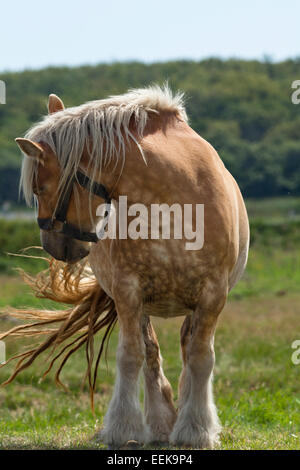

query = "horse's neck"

[{"left": 83, "top": 111, "right": 182, "bottom": 203}]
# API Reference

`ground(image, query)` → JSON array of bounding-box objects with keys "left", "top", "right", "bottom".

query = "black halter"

[{"left": 37, "top": 170, "right": 111, "bottom": 243}]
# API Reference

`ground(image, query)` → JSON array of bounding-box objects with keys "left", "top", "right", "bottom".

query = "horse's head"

[{"left": 15, "top": 95, "right": 93, "bottom": 263}]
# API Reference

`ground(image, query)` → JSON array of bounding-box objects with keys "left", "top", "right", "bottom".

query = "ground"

[{"left": 0, "top": 276, "right": 299, "bottom": 450}]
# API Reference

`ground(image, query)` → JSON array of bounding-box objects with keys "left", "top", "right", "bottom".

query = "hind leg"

[
  {"left": 171, "top": 281, "right": 227, "bottom": 449},
  {"left": 142, "top": 315, "right": 177, "bottom": 443},
  {"left": 178, "top": 315, "right": 192, "bottom": 408}
]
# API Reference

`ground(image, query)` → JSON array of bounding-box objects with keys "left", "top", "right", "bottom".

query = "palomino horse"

[{"left": 9, "top": 86, "right": 249, "bottom": 448}]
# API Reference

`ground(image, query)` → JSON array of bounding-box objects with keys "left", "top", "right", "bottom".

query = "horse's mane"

[{"left": 20, "top": 84, "right": 187, "bottom": 206}]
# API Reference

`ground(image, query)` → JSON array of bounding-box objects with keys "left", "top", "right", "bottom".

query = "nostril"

[
  {"left": 64, "top": 244, "right": 69, "bottom": 261},
  {"left": 80, "top": 247, "right": 90, "bottom": 257}
]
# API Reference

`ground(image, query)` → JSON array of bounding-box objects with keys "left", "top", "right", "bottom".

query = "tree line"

[{"left": 1, "top": 58, "right": 300, "bottom": 204}]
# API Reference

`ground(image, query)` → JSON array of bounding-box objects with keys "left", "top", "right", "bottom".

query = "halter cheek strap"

[{"left": 37, "top": 170, "right": 111, "bottom": 243}]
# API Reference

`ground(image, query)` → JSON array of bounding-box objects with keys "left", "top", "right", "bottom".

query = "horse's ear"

[
  {"left": 15, "top": 138, "right": 45, "bottom": 164},
  {"left": 48, "top": 94, "right": 65, "bottom": 114}
]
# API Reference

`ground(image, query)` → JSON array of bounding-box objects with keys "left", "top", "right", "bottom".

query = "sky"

[{"left": 0, "top": 0, "right": 300, "bottom": 72}]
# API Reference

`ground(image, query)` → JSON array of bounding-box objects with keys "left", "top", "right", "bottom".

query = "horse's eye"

[{"left": 33, "top": 186, "right": 45, "bottom": 196}]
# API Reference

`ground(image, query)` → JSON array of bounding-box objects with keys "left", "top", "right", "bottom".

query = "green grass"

[
  {"left": 0, "top": 198, "right": 300, "bottom": 449},
  {"left": 0, "top": 279, "right": 299, "bottom": 450},
  {"left": 245, "top": 196, "right": 300, "bottom": 222},
  {"left": 231, "top": 247, "right": 300, "bottom": 298}
]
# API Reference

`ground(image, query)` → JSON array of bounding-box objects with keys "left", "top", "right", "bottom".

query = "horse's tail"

[{"left": 0, "top": 257, "right": 117, "bottom": 412}]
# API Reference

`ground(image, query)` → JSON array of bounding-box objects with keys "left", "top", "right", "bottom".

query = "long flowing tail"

[{"left": 0, "top": 257, "right": 117, "bottom": 411}]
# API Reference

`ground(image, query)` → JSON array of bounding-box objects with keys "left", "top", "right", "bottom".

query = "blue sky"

[{"left": 1, "top": 0, "right": 300, "bottom": 72}]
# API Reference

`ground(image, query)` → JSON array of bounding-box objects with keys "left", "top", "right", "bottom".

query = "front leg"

[{"left": 97, "top": 277, "right": 147, "bottom": 448}]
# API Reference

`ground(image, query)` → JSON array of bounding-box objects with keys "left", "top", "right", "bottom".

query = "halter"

[{"left": 37, "top": 170, "right": 111, "bottom": 243}]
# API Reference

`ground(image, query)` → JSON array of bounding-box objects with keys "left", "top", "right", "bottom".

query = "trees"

[{"left": 1, "top": 59, "right": 300, "bottom": 203}]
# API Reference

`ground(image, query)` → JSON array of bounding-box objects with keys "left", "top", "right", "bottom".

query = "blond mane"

[{"left": 20, "top": 84, "right": 187, "bottom": 205}]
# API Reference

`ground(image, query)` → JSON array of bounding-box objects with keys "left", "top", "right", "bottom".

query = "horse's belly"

[{"left": 143, "top": 299, "right": 193, "bottom": 318}]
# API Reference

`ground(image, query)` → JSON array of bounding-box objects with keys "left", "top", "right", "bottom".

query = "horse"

[{"left": 3, "top": 85, "right": 249, "bottom": 449}]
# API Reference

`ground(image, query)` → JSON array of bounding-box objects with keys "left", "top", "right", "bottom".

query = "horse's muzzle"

[{"left": 40, "top": 230, "right": 90, "bottom": 263}]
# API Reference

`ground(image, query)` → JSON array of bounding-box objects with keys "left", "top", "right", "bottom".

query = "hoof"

[{"left": 120, "top": 440, "right": 141, "bottom": 450}]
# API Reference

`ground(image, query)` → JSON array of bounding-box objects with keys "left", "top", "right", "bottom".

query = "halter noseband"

[{"left": 37, "top": 170, "right": 111, "bottom": 243}]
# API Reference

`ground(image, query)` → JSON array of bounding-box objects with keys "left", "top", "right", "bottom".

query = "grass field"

[
  {"left": 0, "top": 278, "right": 299, "bottom": 449},
  {"left": 0, "top": 198, "right": 299, "bottom": 450}
]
